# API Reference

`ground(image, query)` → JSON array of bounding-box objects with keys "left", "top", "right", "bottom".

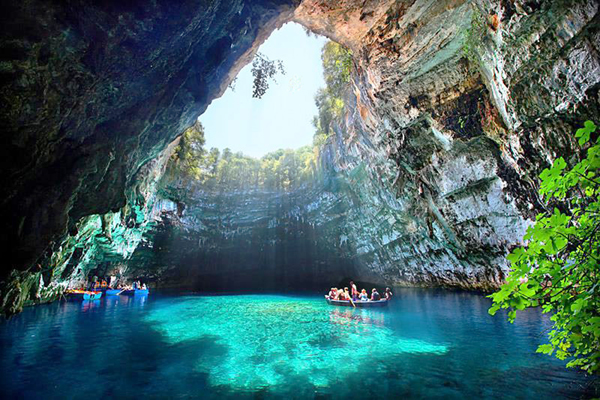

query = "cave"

[{"left": 0, "top": 0, "right": 599, "bottom": 397}]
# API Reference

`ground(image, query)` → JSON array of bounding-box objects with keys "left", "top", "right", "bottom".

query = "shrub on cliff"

[
  {"left": 167, "top": 121, "right": 206, "bottom": 180},
  {"left": 489, "top": 121, "right": 600, "bottom": 374},
  {"left": 312, "top": 41, "right": 352, "bottom": 146}
]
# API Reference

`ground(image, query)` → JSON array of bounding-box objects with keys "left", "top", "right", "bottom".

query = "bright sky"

[{"left": 199, "top": 22, "right": 328, "bottom": 158}]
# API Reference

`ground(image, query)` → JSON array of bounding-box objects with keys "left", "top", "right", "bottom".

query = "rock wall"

[
  {"left": 1, "top": 0, "right": 599, "bottom": 313},
  {"left": 0, "top": 0, "right": 297, "bottom": 314},
  {"left": 292, "top": 0, "right": 600, "bottom": 288},
  {"left": 0, "top": 0, "right": 296, "bottom": 277},
  {"left": 124, "top": 183, "right": 360, "bottom": 291}
]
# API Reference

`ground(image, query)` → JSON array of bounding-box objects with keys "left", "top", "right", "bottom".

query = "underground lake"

[{"left": 0, "top": 290, "right": 594, "bottom": 399}]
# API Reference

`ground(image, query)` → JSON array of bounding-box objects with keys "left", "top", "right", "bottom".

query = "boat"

[
  {"left": 121, "top": 289, "right": 149, "bottom": 296},
  {"left": 66, "top": 289, "right": 102, "bottom": 301},
  {"left": 105, "top": 289, "right": 123, "bottom": 296},
  {"left": 83, "top": 291, "right": 102, "bottom": 301},
  {"left": 325, "top": 298, "right": 388, "bottom": 307}
]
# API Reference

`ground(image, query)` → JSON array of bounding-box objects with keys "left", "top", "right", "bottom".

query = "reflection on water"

[
  {"left": 329, "top": 307, "right": 386, "bottom": 327},
  {"left": 0, "top": 290, "right": 595, "bottom": 399},
  {"left": 81, "top": 300, "right": 101, "bottom": 312}
]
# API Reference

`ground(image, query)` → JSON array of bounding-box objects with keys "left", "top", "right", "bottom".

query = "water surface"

[{"left": 0, "top": 290, "right": 594, "bottom": 398}]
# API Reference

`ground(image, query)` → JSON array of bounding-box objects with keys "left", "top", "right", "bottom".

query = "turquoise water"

[{"left": 0, "top": 290, "right": 594, "bottom": 398}]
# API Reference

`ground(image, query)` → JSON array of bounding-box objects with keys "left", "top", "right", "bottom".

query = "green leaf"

[
  {"left": 488, "top": 303, "right": 500, "bottom": 316},
  {"left": 537, "top": 344, "right": 554, "bottom": 355},
  {"left": 521, "top": 284, "right": 537, "bottom": 298},
  {"left": 570, "top": 298, "right": 587, "bottom": 313}
]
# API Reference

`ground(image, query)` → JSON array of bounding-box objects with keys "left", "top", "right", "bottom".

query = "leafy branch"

[
  {"left": 489, "top": 121, "right": 600, "bottom": 374},
  {"left": 251, "top": 52, "right": 285, "bottom": 99}
]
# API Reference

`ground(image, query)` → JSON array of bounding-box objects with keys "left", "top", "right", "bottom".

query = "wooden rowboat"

[{"left": 325, "top": 298, "right": 388, "bottom": 307}]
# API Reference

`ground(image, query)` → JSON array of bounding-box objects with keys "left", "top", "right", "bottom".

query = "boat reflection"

[
  {"left": 80, "top": 300, "right": 101, "bottom": 312},
  {"left": 328, "top": 307, "right": 386, "bottom": 328}
]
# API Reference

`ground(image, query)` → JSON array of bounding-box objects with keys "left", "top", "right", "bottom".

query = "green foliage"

[
  {"left": 166, "top": 121, "right": 206, "bottom": 180},
  {"left": 489, "top": 121, "right": 600, "bottom": 374},
  {"left": 321, "top": 41, "right": 353, "bottom": 100},
  {"left": 168, "top": 142, "right": 320, "bottom": 192},
  {"left": 251, "top": 52, "right": 285, "bottom": 99},
  {"left": 312, "top": 41, "right": 352, "bottom": 146}
]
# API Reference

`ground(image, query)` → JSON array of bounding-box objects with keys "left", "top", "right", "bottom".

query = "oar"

[{"left": 349, "top": 297, "right": 356, "bottom": 308}]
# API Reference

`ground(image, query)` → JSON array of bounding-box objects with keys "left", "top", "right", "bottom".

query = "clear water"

[{"left": 0, "top": 290, "right": 594, "bottom": 399}]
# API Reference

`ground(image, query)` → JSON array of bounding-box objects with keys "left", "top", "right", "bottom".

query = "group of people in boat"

[
  {"left": 131, "top": 281, "right": 148, "bottom": 291},
  {"left": 87, "top": 277, "right": 147, "bottom": 291},
  {"left": 326, "top": 281, "right": 392, "bottom": 302}
]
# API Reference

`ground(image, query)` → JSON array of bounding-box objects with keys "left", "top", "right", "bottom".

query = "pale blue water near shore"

[{"left": 0, "top": 290, "right": 594, "bottom": 399}]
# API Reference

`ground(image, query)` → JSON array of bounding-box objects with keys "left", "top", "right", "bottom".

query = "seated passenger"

[
  {"left": 371, "top": 288, "right": 381, "bottom": 301},
  {"left": 142, "top": 283, "right": 147, "bottom": 290},
  {"left": 327, "top": 288, "right": 336, "bottom": 299},
  {"left": 359, "top": 289, "right": 368, "bottom": 301},
  {"left": 343, "top": 287, "right": 351, "bottom": 300},
  {"left": 385, "top": 287, "right": 393, "bottom": 300}
]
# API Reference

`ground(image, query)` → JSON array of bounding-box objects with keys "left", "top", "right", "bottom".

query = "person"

[
  {"left": 344, "top": 287, "right": 351, "bottom": 301},
  {"left": 359, "top": 289, "right": 368, "bottom": 301},
  {"left": 326, "top": 288, "right": 335, "bottom": 299},
  {"left": 141, "top": 283, "right": 147, "bottom": 290},
  {"left": 371, "top": 288, "right": 381, "bottom": 301},
  {"left": 385, "top": 287, "right": 393, "bottom": 301},
  {"left": 336, "top": 289, "right": 345, "bottom": 300},
  {"left": 350, "top": 281, "right": 358, "bottom": 300}
]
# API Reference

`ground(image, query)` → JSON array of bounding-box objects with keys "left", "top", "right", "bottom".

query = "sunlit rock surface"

[
  {"left": 293, "top": 0, "right": 599, "bottom": 288},
  {"left": 1, "top": 0, "right": 599, "bottom": 313}
]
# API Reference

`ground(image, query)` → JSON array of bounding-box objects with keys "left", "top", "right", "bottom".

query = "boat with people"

[
  {"left": 325, "top": 298, "right": 388, "bottom": 307},
  {"left": 121, "top": 281, "right": 149, "bottom": 296},
  {"left": 324, "top": 283, "right": 392, "bottom": 308}
]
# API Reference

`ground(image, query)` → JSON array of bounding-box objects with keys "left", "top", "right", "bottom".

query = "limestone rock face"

[
  {"left": 1, "top": 0, "right": 599, "bottom": 313},
  {"left": 0, "top": 0, "right": 296, "bottom": 276},
  {"left": 124, "top": 185, "right": 360, "bottom": 291},
  {"left": 291, "top": 0, "right": 600, "bottom": 288},
  {"left": 0, "top": 0, "right": 296, "bottom": 313}
]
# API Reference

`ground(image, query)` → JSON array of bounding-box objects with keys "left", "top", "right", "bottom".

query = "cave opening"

[{"left": 122, "top": 22, "right": 361, "bottom": 293}]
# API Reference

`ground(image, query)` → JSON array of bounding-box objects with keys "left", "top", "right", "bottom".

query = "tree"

[
  {"left": 251, "top": 52, "right": 285, "bottom": 99},
  {"left": 321, "top": 41, "right": 353, "bottom": 99},
  {"left": 167, "top": 121, "right": 206, "bottom": 180},
  {"left": 311, "top": 41, "right": 352, "bottom": 147},
  {"left": 489, "top": 121, "right": 600, "bottom": 374}
]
